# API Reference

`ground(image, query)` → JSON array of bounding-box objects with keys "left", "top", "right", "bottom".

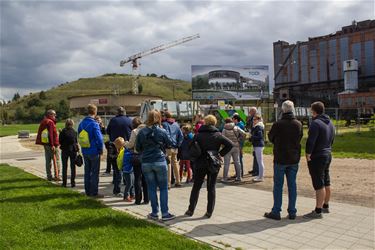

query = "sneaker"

[
  {"left": 322, "top": 207, "right": 330, "bottom": 213},
  {"left": 123, "top": 197, "right": 132, "bottom": 202},
  {"left": 303, "top": 210, "right": 323, "bottom": 219},
  {"left": 147, "top": 213, "right": 158, "bottom": 220},
  {"left": 251, "top": 173, "right": 259, "bottom": 176},
  {"left": 253, "top": 177, "right": 264, "bottom": 182},
  {"left": 71, "top": 183, "right": 76, "bottom": 188},
  {"left": 221, "top": 178, "right": 229, "bottom": 183},
  {"left": 185, "top": 210, "right": 194, "bottom": 217},
  {"left": 162, "top": 213, "right": 176, "bottom": 221},
  {"left": 288, "top": 214, "right": 296, "bottom": 220},
  {"left": 92, "top": 194, "right": 104, "bottom": 199},
  {"left": 61, "top": 183, "right": 67, "bottom": 187},
  {"left": 113, "top": 193, "right": 123, "bottom": 198},
  {"left": 174, "top": 183, "right": 182, "bottom": 188},
  {"left": 204, "top": 212, "right": 212, "bottom": 218},
  {"left": 264, "top": 212, "right": 281, "bottom": 220},
  {"left": 234, "top": 178, "right": 241, "bottom": 182},
  {"left": 54, "top": 177, "right": 61, "bottom": 181},
  {"left": 101, "top": 172, "right": 111, "bottom": 176},
  {"left": 248, "top": 170, "right": 254, "bottom": 174}
]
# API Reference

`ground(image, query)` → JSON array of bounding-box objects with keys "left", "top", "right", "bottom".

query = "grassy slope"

[
  {"left": 0, "top": 164, "right": 210, "bottom": 250},
  {"left": 4, "top": 74, "right": 192, "bottom": 117}
]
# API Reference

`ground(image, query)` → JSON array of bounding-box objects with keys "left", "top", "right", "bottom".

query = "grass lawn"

[
  {"left": 0, "top": 164, "right": 211, "bottom": 250},
  {"left": 244, "top": 130, "right": 375, "bottom": 160},
  {"left": 0, "top": 123, "right": 65, "bottom": 137}
]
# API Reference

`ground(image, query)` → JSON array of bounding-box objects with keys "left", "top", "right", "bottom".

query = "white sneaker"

[
  {"left": 113, "top": 193, "right": 123, "bottom": 197},
  {"left": 253, "top": 177, "right": 264, "bottom": 182}
]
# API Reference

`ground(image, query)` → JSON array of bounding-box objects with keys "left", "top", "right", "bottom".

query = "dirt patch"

[
  {"left": 232, "top": 154, "right": 375, "bottom": 208},
  {"left": 20, "top": 136, "right": 375, "bottom": 208}
]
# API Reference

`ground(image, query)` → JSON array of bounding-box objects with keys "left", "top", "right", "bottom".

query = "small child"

[
  {"left": 115, "top": 137, "right": 135, "bottom": 201},
  {"left": 178, "top": 125, "right": 193, "bottom": 183}
]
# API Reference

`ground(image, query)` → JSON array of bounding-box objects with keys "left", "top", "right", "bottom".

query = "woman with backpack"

[
  {"left": 135, "top": 110, "right": 175, "bottom": 221},
  {"left": 221, "top": 117, "right": 246, "bottom": 182},
  {"left": 59, "top": 119, "right": 78, "bottom": 187},
  {"left": 185, "top": 115, "right": 233, "bottom": 218}
]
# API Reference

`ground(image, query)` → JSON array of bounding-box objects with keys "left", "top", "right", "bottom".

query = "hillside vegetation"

[{"left": 2, "top": 74, "right": 192, "bottom": 123}]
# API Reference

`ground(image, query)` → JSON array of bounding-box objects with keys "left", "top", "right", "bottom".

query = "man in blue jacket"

[
  {"left": 304, "top": 101, "right": 335, "bottom": 219},
  {"left": 78, "top": 104, "right": 104, "bottom": 198},
  {"left": 162, "top": 111, "right": 183, "bottom": 188}
]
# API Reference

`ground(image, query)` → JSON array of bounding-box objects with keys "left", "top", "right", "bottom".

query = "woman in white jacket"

[{"left": 222, "top": 118, "right": 246, "bottom": 182}]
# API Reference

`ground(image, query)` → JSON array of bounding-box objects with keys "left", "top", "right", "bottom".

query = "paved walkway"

[{"left": 1, "top": 135, "right": 374, "bottom": 249}]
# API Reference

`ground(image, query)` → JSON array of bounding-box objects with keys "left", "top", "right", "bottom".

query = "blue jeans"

[
  {"left": 272, "top": 163, "right": 299, "bottom": 216},
  {"left": 142, "top": 161, "right": 169, "bottom": 217},
  {"left": 83, "top": 154, "right": 100, "bottom": 196},
  {"left": 123, "top": 172, "right": 135, "bottom": 198}
]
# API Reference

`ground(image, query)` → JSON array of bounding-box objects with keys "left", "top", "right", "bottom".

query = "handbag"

[
  {"left": 75, "top": 153, "right": 83, "bottom": 167},
  {"left": 206, "top": 150, "right": 222, "bottom": 174}
]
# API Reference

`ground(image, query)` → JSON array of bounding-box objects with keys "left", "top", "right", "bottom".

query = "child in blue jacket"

[{"left": 116, "top": 137, "right": 135, "bottom": 202}]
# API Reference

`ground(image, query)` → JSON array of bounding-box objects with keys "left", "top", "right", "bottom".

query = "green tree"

[
  {"left": 27, "top": 97, "right": 43, "bottom": 107},
  {"left": 57, "top": 99, "right": 70, "bottom": 120},
  {"left": 39, "top": 91, "right": 47, "bottom": 100},
  {"left": 15, "top": 107, "right": 25, "bottom": 121},
  {"left": 12, "top": 92, "right": 20, "bottom": 102},
  {"left": 150, "top": 73, "right": 157, "bottom": 77},
  {"left": 138, "top": 84, "right": 143, "bottom": 94},
  {"left": 28, "top": 107, "right": 44, "bottom": 122}
]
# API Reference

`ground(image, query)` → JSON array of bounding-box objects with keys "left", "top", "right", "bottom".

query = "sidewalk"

[{"left": 1, "top": 135, "right": 374, "bottom": 249}]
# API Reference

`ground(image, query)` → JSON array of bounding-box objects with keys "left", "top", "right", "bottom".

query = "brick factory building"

[{"left": 273, "top": 19, "right": 375, "bottom": 107}]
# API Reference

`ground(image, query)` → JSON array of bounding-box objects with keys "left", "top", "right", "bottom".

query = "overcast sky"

[{"left": 0, "top": 0, "right": 374, "bottom": 101}]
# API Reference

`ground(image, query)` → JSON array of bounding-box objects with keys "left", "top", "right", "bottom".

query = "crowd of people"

[{"left": 36, "top": 100, "right": 335, "bottom": 221}]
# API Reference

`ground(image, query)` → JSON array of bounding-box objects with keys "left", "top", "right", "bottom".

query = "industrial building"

[
  {"left": 68, "top": 94, "right": 161, "bottom": 116},
  {"left": 273, "top": 19, "right": 375, "bottom": 107}
]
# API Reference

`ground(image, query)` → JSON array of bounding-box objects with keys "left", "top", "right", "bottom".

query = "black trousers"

[
  {"left": 61, "top": 150, "right": 76, "bottom": 186},
  {"left": 188, "top": 165, "right": 218, "bottom": 215},
  {"left": 133, "top": 155, "right": 149, "bottom": 204},
  {"left": 106, "top": 154, "right": 112, "bottom": 173},
  {"left": 111, "top": 159, "right": 122, "bottom": 194}
]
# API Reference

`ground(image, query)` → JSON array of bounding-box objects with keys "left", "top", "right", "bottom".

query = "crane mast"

[{"left": 120, "top": 34, "right": 200, "bottom": 94}]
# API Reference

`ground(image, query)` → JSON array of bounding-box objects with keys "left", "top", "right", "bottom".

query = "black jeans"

[
  {"left": 188, "top": 164, "right": 218, "bottom": 215},
  {"left": 106, "top": 154, "right": 112, "bottom": 173},
  {"left": 61, "top": 150, "right": 76, "bottom": 186},
  {"left": 133, "top": 155, "right": 149, "bottom": 204},
  {"left": 111, "top": 159, "right": 122, "bottom": 194}
]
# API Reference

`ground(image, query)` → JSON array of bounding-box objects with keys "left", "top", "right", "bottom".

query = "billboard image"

[{"left": 192, "top": 65, "right": 269, "bottom": 100}]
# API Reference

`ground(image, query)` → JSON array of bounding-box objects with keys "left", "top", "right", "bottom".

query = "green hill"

[{"left": 2, "top": 73, "right": 192, "bottom": 123}]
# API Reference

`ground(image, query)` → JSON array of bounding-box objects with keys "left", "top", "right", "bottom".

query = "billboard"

[{"left": 192, "top": 65, "right": 269, "bottom": 100}]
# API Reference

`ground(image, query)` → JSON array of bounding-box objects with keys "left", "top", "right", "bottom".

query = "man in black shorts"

[{"left": 304, "top": 101, "right": 335, "bottom": 219}]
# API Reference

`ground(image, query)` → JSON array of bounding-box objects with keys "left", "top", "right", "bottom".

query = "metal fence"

[{"left": 260, "top": 107, "right": 374, "bottom": 136}]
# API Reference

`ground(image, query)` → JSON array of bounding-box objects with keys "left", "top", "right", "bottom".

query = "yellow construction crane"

[{"left": 120, "top": 34, "right": 200, "bottom": 94}]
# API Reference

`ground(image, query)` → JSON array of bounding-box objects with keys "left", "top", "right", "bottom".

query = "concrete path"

[{"left": 1, "top": 135, "right": 374, "bottom": 249}]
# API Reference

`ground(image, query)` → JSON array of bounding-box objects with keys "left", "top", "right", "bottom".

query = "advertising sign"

[{"left": 192, "top": 65, "right": 269, "bottom": 100}]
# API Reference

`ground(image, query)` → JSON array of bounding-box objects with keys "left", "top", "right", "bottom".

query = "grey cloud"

[{"left": 1, "top": 0, "right": 374, "bottom": 100}]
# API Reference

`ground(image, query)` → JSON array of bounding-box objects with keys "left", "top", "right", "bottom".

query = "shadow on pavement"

[{"left": 188, "top": 217, "right": 310, "bottom": 236}]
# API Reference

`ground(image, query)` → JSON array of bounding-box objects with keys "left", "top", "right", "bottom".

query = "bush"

[{"left": 27, "top": 97, "right": 43, "bottom": 107}]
